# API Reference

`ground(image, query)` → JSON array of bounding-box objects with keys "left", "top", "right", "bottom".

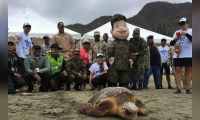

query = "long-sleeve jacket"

[
  {"left": 107, "top": 39, "right": 132, "bottom": 70},
  {"left": 66, "top": 57, "right": 87, "bottom": 76},
  {"left": 24, "top": 54, "right": 50, "bottom": 77},
  {"left": 8, "top": 52, "right": 24, "bottom": 75}
]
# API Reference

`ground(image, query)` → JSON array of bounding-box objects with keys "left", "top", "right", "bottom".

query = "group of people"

[{"left": 8, "top": 16, "right": 192, "bottom": 94}]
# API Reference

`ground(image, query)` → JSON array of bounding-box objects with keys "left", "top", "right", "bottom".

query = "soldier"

[
  {"left": 158, "top": 38, "right": 173, "bottom": 89},
  {"left": 107, "top": 14, "right": 133, "bottom": 88},
  {"left": 8, "top": 39, "right": 27, "bottom": 94},
  {"left": 52, "top": 22, "right": 76, "bottom": 61},
  {"left": 89, "top": 31, "right": 107, "bottom": 64},
  {"left": 129, "top": 28, "right": 148, "bottom": 90},
  {"left": 47, "top": 43, "right": 70, "bottom": 91},
  {"left": 22, "top": 43, "right": 52, "bottom": 92},
  {"left": 66, "top": 49, "right": 87, "bottom": 91},
  {"left": 143, "top": 44, "right": 150, "bottom": 89},
  {"left": 41, "top": 35, "right": 51, "bottom": 55}
]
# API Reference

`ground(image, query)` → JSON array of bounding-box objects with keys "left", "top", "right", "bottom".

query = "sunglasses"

[
  {"left": 179, "top": 22, "right": 186, "bottom": 26},
  {"left": 83, "top": 42, "right": 90, "bottom": 45}
]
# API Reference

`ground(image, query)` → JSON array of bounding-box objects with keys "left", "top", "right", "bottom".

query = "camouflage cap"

[
  {"left": 33, "top": 43, "right": 41, "bottom": 49},
  {"left": 8, "top": 39, "right": 14, "bottom": 45},
  {"left": 111, "top": 14, "right": 127, "bottom": 28},
  {"left": 132, "top": 28, "right": 140, "bottom": 36},
  {"left": 94, "top": 31, "right": 100, "bottom": 36},
  {"left": 57, "top": 22, "right": 64, "bottom": 27}
]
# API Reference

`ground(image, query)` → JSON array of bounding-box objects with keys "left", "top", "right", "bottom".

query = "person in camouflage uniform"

[
  {"left": 107, "top": 14, "right": 133, "bottom": 88},
  {"left": 89, "top": 31, "right": 107, "bottom": 64},
  {"left": 167, "top": 46, "right": 186, "bottom": 88},
  {"left": 66, "top": 49, "right": 87, "bottom": 91},
  {"left": 129, "top": 28, "right": 148, "bottom": 90}
]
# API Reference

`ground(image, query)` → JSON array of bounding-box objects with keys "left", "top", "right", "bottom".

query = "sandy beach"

[{"left": 8, "top": 75, "right": 192, "bottom": 120}]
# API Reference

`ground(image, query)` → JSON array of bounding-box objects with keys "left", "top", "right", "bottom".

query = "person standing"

[
  {"left": 89, "top": 31, "right": 107, "bottom": 64},
  {"left": 51, "top": 22, "right": 76, "bottom": 61},
  {"left": 22, "top": 44, "right": 51, "bottom": 92},
  {"left": 143, "top": 35, "right": 163, "bottom": 89},
  {"left": 8, "top": 39, "right": 27, "bottom": 94},
  {"left": 41, "top": 35, "right": 51, "bottom": 55},
  {"left": 80, "top": 38, "right": 90, "bottom": 90},
  {"left": 129, "top": 28, "right": 148, "bottom": 90},
  {"left": 14, "top": 22, "right": 33, "bottom": 62},
  {"left": 170, "top": 17, "right": 192, "bottom": 94},
  {"left": 158, "top": 38, "right": 173, "bottom": 89}
]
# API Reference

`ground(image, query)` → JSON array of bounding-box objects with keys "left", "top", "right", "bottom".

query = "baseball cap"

[
  {"left": 74, "top": 49, "right": 80, "bottom": 55},
  {"left": 82, "top": 38, "right": 90, "bottom": 44},
  {"left": 133, "top": 28, "right": 140, "bottom": 36},
  {"left": 147, "top": 35, "right": 154, "bottom": 39},
  {"left": 96, "top": 53, "right": 103, "bottom": 58},
  {"left": 179, "top": 17, "right": 188, "bottom": 23},
  {"left": 43, "top": 35, "right": 50, "bottom": 39},
  {"left": 23, "top": 22, "right": 31, "bottom": 27},
  {"left": 8, "top": 39, "right": 14, "bottom": 45},
  {"left": 57, "top": 22, "right": 64, "bottom": 27},
  {"left": 33, "top": 43, "right": 41, "bottom": 49},
  {"left": 94, "top": 31, "right": 100, "bottom": 36},
  {"left": 161, "top": 37, "right": 167, "bottom": 41}
]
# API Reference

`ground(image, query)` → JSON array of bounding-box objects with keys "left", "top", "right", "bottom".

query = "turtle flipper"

[
  {"left": 79, "top": 103, "right": 106, "bottom": 117},
  {"left": 133, "top": 96, "right": 148, "bottom": 116}
]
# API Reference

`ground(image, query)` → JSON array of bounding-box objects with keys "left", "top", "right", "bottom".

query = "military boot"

[
  {"left": 138, "top": 83, "right": 143, "bottom": 90},
  {"left": 66, "top": 83, "right": 71, "bottom": 91},
  {"left": 73, "top": 83, "right": 81, "bottom": 91}
]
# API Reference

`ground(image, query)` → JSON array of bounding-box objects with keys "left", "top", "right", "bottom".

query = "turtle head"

[{"left": 120, "top": 102, "right": 138, "bottom": 120}]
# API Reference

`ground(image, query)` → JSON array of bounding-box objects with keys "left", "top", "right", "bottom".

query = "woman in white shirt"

[
  {"left": 170, "top": 17, "right": 192, "bottom": 94},
  {"left": 89, "top": 53, "right": 108, "bottom": 91}
]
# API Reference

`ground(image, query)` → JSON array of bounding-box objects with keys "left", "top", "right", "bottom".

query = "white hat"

[
  {"left": 82, "top": 38, "right": 90, "bottom": 44},
  {"left": 179, "top": 18, "right": 188, "bottom": 23},
  {"left": 96, "top": 53, "right": 103, "bottom": 57},
  {"left": 23, "top": 22, "right": 31, "bottom": 27}
]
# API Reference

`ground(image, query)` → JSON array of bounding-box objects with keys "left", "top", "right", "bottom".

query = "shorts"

[
  {"left": 160, "top": 63, "right": 170, "bottom": 74},
  {"left": 173, "top": 58, "right": 192, "bottom": 67}
]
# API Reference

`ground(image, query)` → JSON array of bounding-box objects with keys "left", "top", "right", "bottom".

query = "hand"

[
  {"left": 50, "top": 80, "right": 55, "bottom": 87},
  {"left": 129, "top": 59, "right": 133, "bottom": 68},
  {"left": 83, "top": 74, "right": 87, "bottom": 79},
  {"left": 62, "top": 70, "right": 68, "bottom": 76},
  {"left": 89, "top": 82, "right": 94, "bottom": 88},
  {"left": 92, "top": 74, "right": 98, "bottom": 79},
  {"left": 175, "top": 37, "right": 180, "bottom": 41},
  {"left": 109, "top": 57, "right": 115, "bottom": 65},
  {"left": 131, "top": 53, "right": 137, "bottom": 56},
  {"left": 180, "top": 31, "right": 186, "bottom": 36},
  {"left": 69, "top": 52, "right": 74, "bottom": 57},
  {"left": 31, "top": 70, "right": 38, "bottom": 75},
  {"left": 78, "top": 73, "right": 83, "bottom": 78},
  {"left": 35, "top": 76, "right": 42, "bottom": 83},
  {"left": 14, "top": 39, "right": 19, "bottom": 45},
  {"left": 14, "top": 73, "right": 21, "bottom": 77},
  {"left": 167, "top": 62, "right": 170, "bottom": 67}
]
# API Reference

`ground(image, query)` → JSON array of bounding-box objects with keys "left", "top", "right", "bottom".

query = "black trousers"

[
  {"left": 49, "top": 72, "right": 68, "bottom": 91},
  {"left": 22, "top": 71, "right": 51, "bottom": 92},
  {"left": 8, "top": 74, "right": 26, "bottom": 94},
  {"left": 91, "top": 73, "right": 107, "bottom": 88}
]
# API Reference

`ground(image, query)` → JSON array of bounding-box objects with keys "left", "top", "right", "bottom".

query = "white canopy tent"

[
  {"left": 8, "top": 12, "right": 81, "bottom": 39},
  {"left": 81, "top": 22, "right": 172, "bottom": 43}
]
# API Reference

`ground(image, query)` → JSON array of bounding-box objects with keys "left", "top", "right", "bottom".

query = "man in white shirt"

[
  {"left": 41, "top": 35, "right": 51, "bottom": 55},
  {"left": 158, "top": 38, "right": 173, "bottom": 89},
  {"left": 14, "top": 22, "right": 32, "bottom": 62}
]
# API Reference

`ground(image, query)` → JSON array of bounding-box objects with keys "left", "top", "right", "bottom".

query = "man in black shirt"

[{"left": 143, "top": 35, "right": 163, "bottom": 89}]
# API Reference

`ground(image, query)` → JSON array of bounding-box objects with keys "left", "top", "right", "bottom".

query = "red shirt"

[{"left": 80, "top": 47, "right": 89, "bottom": 65}]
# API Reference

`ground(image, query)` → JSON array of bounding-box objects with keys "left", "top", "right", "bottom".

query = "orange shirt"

[{"left": 80, "top": 47, "right": 89, "bottom": 66}]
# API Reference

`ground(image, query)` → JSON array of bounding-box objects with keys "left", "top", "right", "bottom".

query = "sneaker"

[
  {"left": 168, "top": 85, "right": 173, "bottom": 89},
  {"left": 174, "top": 89, "right": 181, "bottom": 94},
  {"left": 143, "top": 86, "right": 149, "bottom": 89},
  {"left": 155, "top": 86, "right": 163, "bottom": 89},
  {"left": 186, "top": 89, "right": 192, "bottom": 94}
]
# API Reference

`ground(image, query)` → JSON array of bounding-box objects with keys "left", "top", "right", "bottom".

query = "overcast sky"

[{"left": 8, "top": 0, "right": 192, "bottom": 25}]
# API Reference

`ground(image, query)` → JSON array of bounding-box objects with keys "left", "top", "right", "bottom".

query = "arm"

[
  {"left": 70, "top": 35, "right": 75, "bottom": 52},
  {"left": 170, "top": 40, "right": 176, "bottom": 46},
  {"left": 51, "top": 35, "right": 56, "bottom": 44},
  {"left": 14, "top": 35, "right": 19, "bottom": 45},
  {"left": 16, "top": 54, "right": 24, "bottom": 74},
  {"left": 137, "top": 40, "right": 148, "bottom": 56},
  {"left": 88, "top": 49, "right": 93, "bottom": 64},
  {"left": 61, "top": 59, "right": 66, "bottom": 72},
  {"left": 66, "top": 60, "right": 78, "bottom": 75},
  {"left": 39, "top": 57, "right": 50, "bottom": 73},
  {"left": 89, "top": 72, "right": 93, "bottom": 84},
  {"left": 185, "top": 33, "right": 192, "bottom": 41},
  {"left": 24, "top": 57, "right": 32, "bottom": 75},
  {"left": 81, "top": 61, "right": 87, "bottom": 75}
]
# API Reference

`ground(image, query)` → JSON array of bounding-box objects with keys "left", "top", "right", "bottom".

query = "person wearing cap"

[
  {"left": 89, "top": 53, "right": 108, "bottom": 91},
  {"left": 103, "top": 33, "right": 109, "bottom": 44},
  {"left": 51, "top": 22, "right": 75, "bottom": 61},
  {"left": 80, "top": 38, "right": 90, "bottom": 90},
  {"left": 158, "top": 38, "right": 173, "bottom": 89},
  {"left": 107, "top": 14, "right": 133, "bottom": 88},
  {"left": 170, "top": 17, "right": 192, "bottom": 94},
  {"left": 66, "top": 49, "right": 87, "bottom": 91},
  {"left": 129, "top": 28, "right": 148, "bottom": 90},
  {"left": 89, "top": 31, "right": 107, "bottom": 64},
  {"left": 14, "top": 22, "right": 33, "bottom": 62},
  {"left": 143, "top": 35, "right": 163, "bottom": 89},
  {"left": 46, "top": 43, "right": 70, "bottom": 91},
  {"left": 22, "top": 43, "right": 51, "bottom": 92},
  {"left": 41, "top": 35, "right": 51, "bottom": 55},
  {"left": 8, "top": 39, "right": 27, "bottom": 94}
]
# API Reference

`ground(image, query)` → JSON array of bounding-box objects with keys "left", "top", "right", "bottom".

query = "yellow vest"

[{"left": 47, "top": 54, "right": 63, "bottom": 74}]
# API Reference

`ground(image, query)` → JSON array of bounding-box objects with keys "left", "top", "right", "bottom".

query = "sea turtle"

[{"left": 79, "top": 87, "right": 148, "bottom": 120}]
